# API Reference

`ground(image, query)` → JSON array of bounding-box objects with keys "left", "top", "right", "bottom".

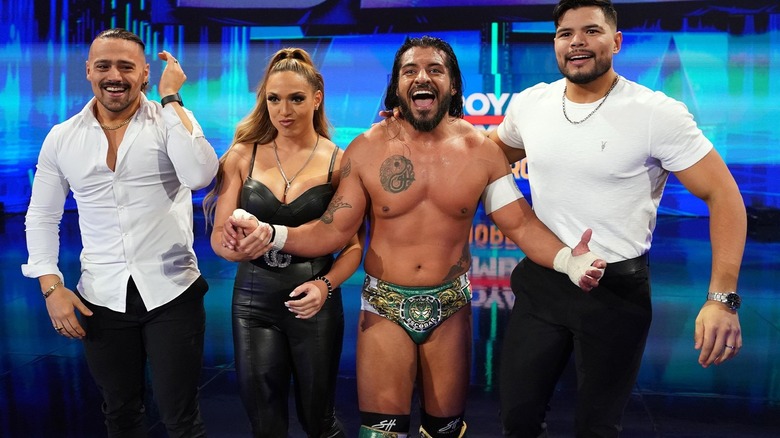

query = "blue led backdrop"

[{"left": 1, "top": 0, "right": 778, "bottom": 216}]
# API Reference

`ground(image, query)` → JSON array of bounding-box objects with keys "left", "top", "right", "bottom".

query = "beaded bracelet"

[
  {"left": 43, "top": 280, "right": 63, "bottom": 299},
  {"left": 315, "top": 276, "right": 333, "bottom": 299}
]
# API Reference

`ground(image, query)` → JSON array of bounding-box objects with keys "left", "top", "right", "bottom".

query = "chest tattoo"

[{"left": 380, "top": 155, "right": 415, "bottom": 193}]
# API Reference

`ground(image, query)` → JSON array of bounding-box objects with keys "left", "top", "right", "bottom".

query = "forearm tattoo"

[
  {"left": 320, "top": 195, "right": 351, "bottom": 224},
  {"left": 443, "top": 242, "right": 470, "bottom": 282},
  {"left": 380, "top": 155, "right": 415, "bottom": 193}
]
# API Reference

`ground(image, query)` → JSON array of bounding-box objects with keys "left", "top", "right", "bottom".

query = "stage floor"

[{"left": 1, "top": 212, "right": 778, "bottom": 437}]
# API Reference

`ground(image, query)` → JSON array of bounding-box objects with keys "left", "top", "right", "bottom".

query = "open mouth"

[
  {"left": 567, "top": 52, "right": 594, "bottom": 66},
  {"left": 411, "top": 89, "right": 436, "bottom": 110},
  {"left": 102, "top": 82, "right": 128, "bottom": 96}
]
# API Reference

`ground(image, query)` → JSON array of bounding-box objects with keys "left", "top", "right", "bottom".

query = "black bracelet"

[
  {"left": 268, "top": 224, "right": 277, "bottom": 244},
  {"left": 160, "top": 93, "right": 183, "bottom": 107},
  {"left": 315, "top": 276, "right": 333, "bottom": 299}
]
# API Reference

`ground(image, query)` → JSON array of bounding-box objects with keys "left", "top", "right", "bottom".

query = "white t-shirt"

[
  {"left": 22, "top": 94, "right": 219, "bottom": 312},
  {"left": 497, "top": 77, "right": 712, "bottom": 262}
]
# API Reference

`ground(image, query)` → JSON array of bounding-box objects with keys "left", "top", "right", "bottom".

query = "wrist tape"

[
  {"left": 553, "top": 247, "right": 601, "bottom": 286},
  {"left": 271, "top": 225, "right": 288, "bottom": 251}
]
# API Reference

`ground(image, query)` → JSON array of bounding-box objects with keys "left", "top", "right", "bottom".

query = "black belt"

[
  {"left": 603, "top": 253, "right": 649, "bottom": 277},
  {"left": 250, "top": 253, "right": 333, "bottom": 274}
]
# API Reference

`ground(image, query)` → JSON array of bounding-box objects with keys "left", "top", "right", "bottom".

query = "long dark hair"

[{"left": 383, "top": 35, "right": 464, "bottom": 118}]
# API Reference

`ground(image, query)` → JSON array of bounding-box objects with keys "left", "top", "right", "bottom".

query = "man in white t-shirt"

[{"left": 487, "top": 1, "right": 746, "bottom": 437}]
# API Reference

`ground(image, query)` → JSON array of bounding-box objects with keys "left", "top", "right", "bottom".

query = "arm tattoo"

[
  {"left": 320, "top": 195, "right": 351, "bottom": 224},
  {"left": 340, "top": 158, "right": 352, "bottom": 179},
  {"left": 443, "top": 242, "right": 471, "bottom": 282},
  {"left": 380, "top": 155, "right": 415, "bottom": 193}
]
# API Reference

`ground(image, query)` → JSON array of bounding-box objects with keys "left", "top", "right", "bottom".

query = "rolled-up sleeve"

[
  {"left": 162, "top": 105, "right": 219, "bottom": 190},
  {"left": 21, "top": 130, "right": 69, "bottom": 282}
]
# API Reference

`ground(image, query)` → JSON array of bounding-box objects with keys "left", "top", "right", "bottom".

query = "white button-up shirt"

[{"left": 22, "top": 94, "right": 219, "bottom": 312}]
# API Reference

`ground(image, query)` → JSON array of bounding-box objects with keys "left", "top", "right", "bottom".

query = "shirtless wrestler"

[{"left": 220, "top": 36, "right": 606, "bottom": 438}]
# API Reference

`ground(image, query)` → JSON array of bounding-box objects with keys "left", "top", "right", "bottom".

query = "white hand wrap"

[
  {"left": 553, "top": 247, "right": 601, "bottom": 286},
  {"left": 233, "top": 208, "right": 280, "bottom": 247},
  {"left": 270, "top": 225, "right": 288, "bottom": 251},
  {"left": 231, "top": 208, "right": 260, "bottom": 226}
]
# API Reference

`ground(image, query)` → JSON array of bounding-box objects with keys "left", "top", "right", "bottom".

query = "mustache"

[
  {"left": 412, "top": 84, "right": 434, "bottom": 92},
  {"left": 100, "top": 80, "right": 128, "bottom": 88},
  {"left": 410, "top": 84, "right": 437, "bottom": 97}
]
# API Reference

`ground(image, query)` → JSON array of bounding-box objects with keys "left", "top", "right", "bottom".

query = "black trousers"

[
  {"left": 499, "top": 257, "right": 652, "bottom": 438},
  {"left": 82, "top": 276, "right": 208, "bottom": 438},
  {"left": 232, "top": 260, "right": 345, "bottom": 438}
]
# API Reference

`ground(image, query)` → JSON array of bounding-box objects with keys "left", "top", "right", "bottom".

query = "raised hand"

[{"left": 157, "top": 50, "right": 186, "bottom": 97}]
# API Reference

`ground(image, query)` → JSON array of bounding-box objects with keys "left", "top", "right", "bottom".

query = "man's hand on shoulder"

[{"left": 377, "top": 107, "right": 401, "bottom": 120}]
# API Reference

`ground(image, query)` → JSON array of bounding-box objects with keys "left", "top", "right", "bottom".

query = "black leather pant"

[{"left": 232, "top": 258, "right": 346, "bottom": 438}]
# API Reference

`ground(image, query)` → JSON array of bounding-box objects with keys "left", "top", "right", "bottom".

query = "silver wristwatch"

[{"left": 707, "top": 292, "right": 741, "bottom": 311}]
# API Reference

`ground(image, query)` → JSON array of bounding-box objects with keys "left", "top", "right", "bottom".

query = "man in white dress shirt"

[{"left": 22, "top": 28, "right": 218, "bottom": 437}]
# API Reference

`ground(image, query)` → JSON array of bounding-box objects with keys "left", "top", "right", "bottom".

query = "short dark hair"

[
  {"left": 94, "top": 28, "right": 145, "bottom": 51},
  {"left": 383, "top": 35, "right": 464, "bottom": 118},
  {"left": 553, "top": 0, "right": 618, "bottom": 30}
]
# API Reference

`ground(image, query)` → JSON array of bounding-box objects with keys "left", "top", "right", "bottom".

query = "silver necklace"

[
  {"left": 273, "top": 135, "right": 320, "bottom": 202},
  {"left": 562, "top": 75, "right": 619, "bottom": 125}
]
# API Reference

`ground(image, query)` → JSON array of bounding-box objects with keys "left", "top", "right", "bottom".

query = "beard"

[
  {"left": 558, "top": 54, "right": 612, "bottom": 85},
  {"left": 398, "top": 91, "right": 452, "bottom": 133}
]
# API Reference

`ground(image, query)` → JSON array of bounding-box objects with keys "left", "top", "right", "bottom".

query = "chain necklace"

[
  {"left": 562, "top": 75, "right": 620, "bottom": 125},
  {"left": 99, "top": 114, "right": 134, "bottom": 131},
  {"left": 273, "top": 135, "right": 320, "bottom": 203}
]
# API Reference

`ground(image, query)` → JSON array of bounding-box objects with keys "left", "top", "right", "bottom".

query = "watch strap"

[
  {"left": 161, "top": 93, "right": 183, "bottom": 107},
  {"left": 707, "top": 291, "right": 741, "bottom": 310}
]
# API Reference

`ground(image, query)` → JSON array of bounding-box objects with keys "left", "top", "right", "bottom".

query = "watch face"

[{"left": 726, "top": 293, "right": 741, "bottom": 310}]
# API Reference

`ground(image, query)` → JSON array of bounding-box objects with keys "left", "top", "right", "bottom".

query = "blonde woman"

[{"left": 204, "top": 48, "right": 362, "bottom": 438}]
